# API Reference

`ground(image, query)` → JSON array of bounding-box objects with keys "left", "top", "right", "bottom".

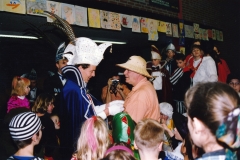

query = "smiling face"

[
  {"left": 176, "top": 59, "right": 186, "bottom": 68},
  {"left": 78, "top": 65, "right": 96, "bottom": 83},
  {"left": 192, "top": 48, "right": 201, "bottom": 60},
  {"left": 152, "top": 59, "right": 160, "bottom": 66},
  {"left": 123, "top": 69, "right": 139, "bottom": 86}
]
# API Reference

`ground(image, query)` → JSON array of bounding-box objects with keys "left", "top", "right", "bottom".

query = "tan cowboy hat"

[{"left": 116, "top": 56, "right": 152, "bottom": 78}]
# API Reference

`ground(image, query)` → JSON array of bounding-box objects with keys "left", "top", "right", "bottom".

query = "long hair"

[
  {"left": 11, "top": 76, "right": 30, "bottom": 96},
  {"left": 32, "top": 93, "right": 54, "bottom": 114},
  {"left": 76, "top": 116, "right": 110, "bottom": 160}
]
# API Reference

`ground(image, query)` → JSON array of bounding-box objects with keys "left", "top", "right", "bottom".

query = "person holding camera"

[{"left": 101, "top": 74, "right": 130, "bottom": 103}]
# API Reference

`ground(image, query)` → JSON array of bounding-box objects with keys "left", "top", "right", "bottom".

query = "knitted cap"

[{"left": 9, "top": 112, "right": 42, "bottom": 141}]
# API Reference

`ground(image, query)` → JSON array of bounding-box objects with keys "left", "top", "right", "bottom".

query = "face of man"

[
  {"left": 167, "top": 50, "right": 175, "bottom": 59},
  {"left": 56, "top": 59, "right": 68, "bottom": 74},
  {"left": 30, "top": 80, "right": 37, "bottom": 89},
  {"left": 152, "top": 59, "right": 160, "bottom": 66},
  {"left": 124, "top": 69, "right": 139, "bottom": 86},
  {"left": 192, "top": 48, "right": 201, "bottom": 59},
  {"left": 78, "top": 65, "right": 96, "bottom": 83},
  {"left": 176, "top": 60, "right": 186, "bottom": 68}
]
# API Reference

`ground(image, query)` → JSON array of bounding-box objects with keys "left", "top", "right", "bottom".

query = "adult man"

[
  {"left": 117, "top": 56, "right": 160, "bottom": 123},
  {"left": 60, "top": 37, "right": 124, "bottom": 158}
]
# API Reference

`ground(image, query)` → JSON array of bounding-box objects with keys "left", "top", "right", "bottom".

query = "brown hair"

[
  {"left": 32, "top": 93, "right": 54, "bottom": 114},
  {"left": 185, "top": 82, "right": 240, "bottom": 135},
  {"left": 134, "top": 119, "right": 164, "bottom": 150},
  {"left": 11, "top": 76, "right": 30, "bottom": 96}
]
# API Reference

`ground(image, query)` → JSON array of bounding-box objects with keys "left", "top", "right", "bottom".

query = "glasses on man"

[{"left": 229, "top": 82, "right": 240, "bottom": 86}]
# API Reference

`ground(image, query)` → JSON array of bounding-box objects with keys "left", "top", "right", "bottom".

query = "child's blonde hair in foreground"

[
  {"left": 76, "top": 116, "right": 110, "bottom": 160},
  {"left": 134, "top": 119, "right": 164, "bottom": 150}
]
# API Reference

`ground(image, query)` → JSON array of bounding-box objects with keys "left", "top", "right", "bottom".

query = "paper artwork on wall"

[
  {"left": 26, "top": 0, "right": 46, "bottom": 16},
  {"left": 109, "top": 12, "right": 121, "bottom": 31},
  {"left": 184, "top": 25, "right": 194, "bottom": 38},
  {"left": 75, "top": 6, "right": 88, "bottom": 27},
  {"left": 179, "top": 20, "right": 185, "bottom": 45},
  {"left": 202, "top": 29, "right": 209, "bottom": 41},
  {"left": 88, "top": 8, "right": 100, "bottom": 28},
  {"left": 180, "top": 47, "right": 185, "bottom": 55},
  {"left": 216, "top": 30, "right": 220, "bottom": 41},
  {"left": 46, "top": 1, "right": 61, "bottom": 22},
  {"left": 158, "top": 21, "right": 166, "bottom": 33},
  {"left": 140, "top": 17, "right": 148, "bottom": 33},
  {"left": 198, "top": 28, "right": 202, "bottom": 40},
  {"left": 100, "top": 10, "right": 110, "bottom": 29},
  {"left": 61, "top": 3, "right": 75, "bottom": 24},
  {"left": 219, "top": 31, "right": 223, "bottom": 41},
  {"left": 120, "top": 14, "right": 132, "bottom": 28},
  {"left": 148, "top": 19, "right": 158, "bottom": 41},
  {"left": 132, "top": 16, "right": 140, "bottom": 33},
  {"left": 0, "top": 0, "right": 4, "bottom": 11},
  {"left": 172, "top": 24, "right": 179, "bottom": 37},
  {"left": 166, "top": 22, "right": 172, "bottom": 36},
  {"left": 212, "top": 29, "right": 216, "bottom": 40},
  {"left": 3, "top": 0, "right": 26, "bottom": 14},
  {"left": 193, "top": 23, "right": 199, "bottom": 33},
  {"left": 194, "top": 33, "right": 200, "bottom": 39},
  {"left": 208, "top": 29, "right": 212, "bottom": 38}
]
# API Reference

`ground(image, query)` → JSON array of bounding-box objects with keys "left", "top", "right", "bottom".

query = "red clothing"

[{"left": 218, "top": 59, "right": 230, "bottom": 83}]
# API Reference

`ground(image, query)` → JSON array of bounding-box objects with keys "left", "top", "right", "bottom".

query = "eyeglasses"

[{"left": 229, "top": 82, "right": 240, "bottom": 86}]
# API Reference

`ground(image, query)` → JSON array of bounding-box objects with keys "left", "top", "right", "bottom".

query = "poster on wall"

[
  {"left": 46, "top": 1, "right": 61, "bottom": 22},
  {"left": 216, "top": 30, "right": 220, "bottom": 41},
  {"left": 140, "top": 17, "right": 148, "bottom": 33},
  {"left": 148, "top": 19, "right": 158, "bottom": 41},
  {"left": 219, "top": 31, "right": 223, "bottom": 41},
  {"left": 0, "top": 0, "right": 4, "bottom": 11},
  {"left": 172, "top": 24, "right": 179, "bottom": 37},
  {"left": 198, "top": 28, "right": 202, "bottom": 40},
  {"left": 212, "top": 29, "right": 216, "bottom": 40},
  {"left": 88, "top": 8, "right": 100, "bottom": 28},
  {"left": 26, "top": 0, "right": 46, "bottom": 16},
  {"left": 202, "top": 29, "right": 209, "bottom": 41},
  {"left": 120, "top": 14, "right": 132, "bottom": 28},
  {"left": 180, "top": 47, "right": 185, "bottom": 55},
  {"left": 3, "top": 0, "right": 26, "bottom": 14},
  {"left": 100, "top": 10, "right": 110, "bottom": 29},
  {"left": 193, "top": 23, "right": 199, "bottom": 33},
  {"left": 166, "top": 22, "right": 172, "bottom": 36},
  {"left": 61, "top": 3, "right": 75, "bottom": 24},
  {"left": 158, "top": 21, "right": 166, "bottom": 33},
  {"left": 184, "top": 25, "right": 194, "bottom": 38},
  {"left": 132, "top": 16, "right": 140, "bottom": 33},
  {"left": 194, "top": 33, "right": 200, "bottom": 39},
  {"left": 109, "top": 12, "right": 121, "bottom": 31},
  {"left": 75, "top": 6, "right": 88, "bottom": 27},
  {"left": 179, "top": 20, "right": 185, "bottom": 45},
  {"left": 208, "top": 29, "right": 212, "bottom": 38}
]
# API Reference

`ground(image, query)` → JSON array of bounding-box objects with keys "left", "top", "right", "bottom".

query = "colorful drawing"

[
  {"left": 166, "top": 22, "right": 172, "bottom": 36},
  {"left": 193, "top": 23, "right": 199, "bottom": 33},
  {"left": 158, "top": 21, "right": 166, "bottom": 33},
  {"left": 75, "top": 6, "right": 88, "bottom": 27},
  {"left": 179, "top": 20, "right": 185, "bottom": 45},
  {"left": 208, "top": 29, "right": 212, "bottom": 38},
  {"left": 132, "top": 16, "right": 140, "bottom": 33},
  {"left": 202, "top": 29, "right": 208, "bottom": 41},
  {"left": 100, "top": 10, "right": 110, "bottom": 29},
  {"left": 212, "top": 29, "right": 216, "bottom": 40},
  {"left": 185, "top": 25, "right": 194, "bottom": 38},
  {"left": 194, "top": 33, "right": 200, "bottom": 39},
  {"left": 180, "top": 47, "right": 185, "bottom": 55},
  {"left": 120, "top": 14, "right": 132, "bottom": 28},
  {"left": 109, "top": 12, "right": 121, "bottom": 31},
  {"left": 140, "top": 17, "right": 148, "bottom": 33},
  {"left": 148, "top": 19, "right": 158, "bottom": 41},
  {"left": 26, "top": 0, "right": 46, "bottom": 16},
  {"left": 88, "top": 8, "right": 100, "bottom": 28},
  {"left": 198, "top": 28, "right": 202, "bottom": 40},
  {"left": 172, "top": 23, "right": 179, "bottom": 37},
  {"left": 219, "top": 31, "right": 223, "bottom": 41},
  {"left": 46, "top": 1, "right": 61, "bottom": 22},
  {"left": 3, "top": 0, "right": 26, "bottom": 14},
  {"left": 0, "top": 0, "right": 3, "bottom": 11},
  {"left": 61, "top": 3, "right": 75, "bottom": 24}
]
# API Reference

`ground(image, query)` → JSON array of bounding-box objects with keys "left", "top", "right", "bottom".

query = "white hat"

[
  {"left": 159, "top": 102, "right": 173, "bottom": 119},
  {"left": 63, "top": 37, "right": 112, "bottom": 66},
  {"left": 166, "top": 43, "right": 176, "bottom": 53},
  {"left": 151, "top": 45, "right": 161, "bottom": 59},
  {"left": 116, "top": 56, "right": 152, "bottom": 78}
]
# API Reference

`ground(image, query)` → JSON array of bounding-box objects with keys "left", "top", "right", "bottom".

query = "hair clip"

[{"left": 105, "top": 145, "right": 134, "bottom": 156}]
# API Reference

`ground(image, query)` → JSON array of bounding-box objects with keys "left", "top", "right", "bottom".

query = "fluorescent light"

[
  {"left": 0, "top": 34, "right": 38, "bottom": 39},
  {"left": 93, "top": 40, "right": 126, "bottom": 44}
]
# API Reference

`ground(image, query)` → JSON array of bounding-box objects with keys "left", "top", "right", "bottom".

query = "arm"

[{"left": 206, "top": 58, "right": 218, "bottom": 82}]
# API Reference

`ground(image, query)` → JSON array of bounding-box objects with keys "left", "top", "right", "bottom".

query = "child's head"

[
  {"left": 77, "top": 116, "right": 110, "bottom": 160},
  {"left": 175, "top": 54, "right": 186, "bottom": 68},
  {"left": 172, "top": 112, "right": 188, "bottom": 141},
  {"left": 227, "top": 74, "right": 240, "bottom": 93},
  {"left": 165, "top": 43, "right": 176, "bottom": 59},
  {"left": 11, "top": 76, "right": 30, "bottom": 96},
  {"left": 134, "top": 119, "right": 164, "bottom": 152},
  {"left": 32, "top": 93, "right": 55, "bottom": 114},
  {"left": 185, "top": 82, "right": 239, "bottom": 149},
  {"left": 159, "top": 102, "right": 173, "bottom": 123},
  {"left": 103, "top": 142, "right": 135, "bottom": 160},
  {"left": 51, "top": 114, "right": 60, "bottom": 130},
  {"left": 9, "top": 112, "right": 42, "bottom": 149},
  {"left": 191, "top": 45, "right": 202, "bottom": 59}
]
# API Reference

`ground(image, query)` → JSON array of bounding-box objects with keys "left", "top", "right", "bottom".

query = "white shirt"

[
  {"left": 151, "top": 64, "right": 163, "bottom": 90},
  {"left": 193, "top": 56, "right": 218, "bottom": 86}
]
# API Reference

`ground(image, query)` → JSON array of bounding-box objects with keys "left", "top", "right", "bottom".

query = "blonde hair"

[
  {"left": 134, "top": 119, "right": 164, "bottom": 150},
  {"left": 185, "top": 82, "right": 240, "bottom": 135},
  {"left": 32, "top": 93, "right": 54, "bottom": 114},
  {"left": 11, "top": 76, "right": 30, "bottom": 96},
  {"left": 77, "top": 116, "right": 110, "bottom": 160}
]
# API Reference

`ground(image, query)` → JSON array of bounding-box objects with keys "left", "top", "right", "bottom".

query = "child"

[
  {"left": 75, "top": 116, "right": 111, "bottom": 160},
  {"left": 32, "top": 93, "right": 58, "bottom": 159},
  {"left": 134, "top": 119, "right": 164, "bottom": 160},
  {"left": 165, "top": 43, "right": 178, "bottom": 76},
  {"left": 170, "top": 54, "right": 191, "bottom": 114},
  {"left": 7, "top": 76, "right": 30, "bottom": 113},
  {"left": 227, "top": 73, "right": 240, "bottom": 97},
  {"left": 185, "top": 82, "right": 240, "bottom": 159},
  {"left": 7, "top": 112, "right": 43, "bottom": 160}
]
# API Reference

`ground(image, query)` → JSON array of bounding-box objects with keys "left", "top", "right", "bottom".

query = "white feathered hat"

[
  {"left": 151, "top": 45, "right": 161, "bottom": 60},
  {"left": 63, "top": 37, "right": 112, "bottom": 66},
  {"left": 159, "top": 102, "right": 173, "bottom": 119}
]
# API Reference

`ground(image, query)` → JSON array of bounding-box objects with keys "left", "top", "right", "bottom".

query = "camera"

[{"left": 110, "top": 80, "right": 119, "bottom": 95}]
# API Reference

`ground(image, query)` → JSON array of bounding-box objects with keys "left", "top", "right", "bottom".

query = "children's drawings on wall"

[
  {"left": 140, "top": 17, "right": 148, "bottom": 33},
  {"left": 158, "top": 21, "right": 166, "bottom": 33},
  {"left": 198, "top": 28, "right": 202, "bottom": 40},
  {"left": 100, "top": 10, "right": 110, "bottom": 29},
  {"left": 179, "top": 20, "right": 185, "bottom": 45},
  {"left": 120, "top": 14, "right": 132, "bottom": 28},
  {"left": 88, "top": 8, "right": 100, "bottom": 28},
  {"left": 26, "top": 0, "right": 46, "bottom": 16},
  {"left": 166, "top": 22, "right": 172, "bottom": 36},
  {"left": 185, "top": 25, "right": 194, "bottom": 38},
  {"left": 219, "top": 31, "right": 223, "bottom": 41},
  {"left": 46, "top": 1, "right": 61, "bottom": 22},
  {"left": 172, "top": 23, "right": 179, "bottom": 38},
  {"left": 194, "top": 33, "right": 200, "bottom": 39},
  {"left": 208, "top": 29, "right": 212, "bottom": 38},
  {"left": 202, "top": 29, "right": 209, "bottom": 41},
  {"left": 132, "top": 16, "right": 140, "bottom": 33},
  {"left": 148, "top": 19, "right": 158, "bottom": 41},
  {"left": 75, "top": 6, "right": 88, "bottom": 27},
  {"left": 109, "top": 12, "right": 121, "bottom": 31},
  {"left": 61, "top": 3, "right": 75, "bottom": 24},
  {"left": 193, "top": 23, "right": 199, "bottom": 33},
  {"left": 180, "top": 47, "right": 185, "bottom": 55},
  {"left": 212, "top": 29, "right": 216, "bottom": 40},
  {"left": 216, "top": 30, "right": 220, "bottom": 41},
  {"left": 3, "top": 0, "right": 26, "bottom": 14}
]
